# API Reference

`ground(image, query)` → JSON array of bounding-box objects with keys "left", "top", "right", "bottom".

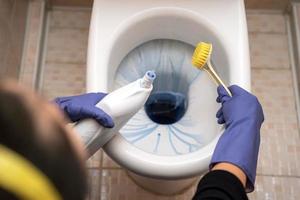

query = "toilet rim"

[
  {"left": 99, "top": 6, "right": 231, "bottom": 91},
  {"left": 89, "top": 7, "right": 247, "bottom": 178},
  {"left": 103, "top": 132, "right": 222, "bottom": 179}
]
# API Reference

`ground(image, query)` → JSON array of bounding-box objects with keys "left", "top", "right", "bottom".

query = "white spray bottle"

[{"left": 74, "top": 71, "right": 156, "bottom": 157}]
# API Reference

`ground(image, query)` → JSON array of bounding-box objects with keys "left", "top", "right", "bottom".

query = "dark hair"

[{"left": 0, "top": 81, "right": 87, "bottom": 200}]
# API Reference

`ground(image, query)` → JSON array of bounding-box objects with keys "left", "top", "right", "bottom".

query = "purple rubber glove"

[
  {"left": 210, "top": 85, "right": 264, "bottom": 192},
  {"left": 54, "top": 93, "right": 114, "bottom": 128}
]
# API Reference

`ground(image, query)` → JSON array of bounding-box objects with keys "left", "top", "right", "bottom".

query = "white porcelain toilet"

[{"left": 87, "top": 0, "right": 250, "bottom": 195}]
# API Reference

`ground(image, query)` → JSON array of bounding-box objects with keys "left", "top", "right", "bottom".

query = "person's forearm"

[
  {"left": 193, "top": 161, "right": 248, "bottom": 199},
  {"left": 193, "top": 170, "right": 249, "bottom": 200},
  {"left": 212, "top": 162, "right": 247, "bottom": 188}
]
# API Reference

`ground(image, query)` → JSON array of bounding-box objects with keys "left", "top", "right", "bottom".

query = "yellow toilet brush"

[{"left": 192, "top": 42, "right": 232, "bottom": 97}]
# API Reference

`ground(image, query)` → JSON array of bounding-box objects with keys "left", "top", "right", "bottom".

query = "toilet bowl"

[{"left": 87, "top": 0, "right": 250, "bottom": 195}]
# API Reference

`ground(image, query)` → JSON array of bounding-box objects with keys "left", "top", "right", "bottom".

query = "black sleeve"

[{"left": 192, "top": 170, "right": 249, "bottom": 200}]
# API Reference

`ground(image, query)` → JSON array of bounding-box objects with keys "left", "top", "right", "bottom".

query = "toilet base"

[{"left": 127, "top": 171, "right": 200, "bottom": 196}]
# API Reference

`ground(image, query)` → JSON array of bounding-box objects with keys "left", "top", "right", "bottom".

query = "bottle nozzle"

[{"left": 140, "top": 70, "right": 156, "bottom": 88}]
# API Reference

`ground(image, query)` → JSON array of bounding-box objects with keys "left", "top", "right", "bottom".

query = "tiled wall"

[
  {"left": 247, "top": 11, "right": 300, "bottom": 199},
  {"left": 245, "top": 0, "right": 289, "bottom": 10},
  {"left": 0, "top": 0, "right": 28, "bottom": 79},
  {"left": 33, "top": 7, "right": 300, "bottom": 200}
]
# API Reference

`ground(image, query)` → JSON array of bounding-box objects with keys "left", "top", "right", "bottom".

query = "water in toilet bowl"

[
  {"left": 114, "top": 39, "right": 222, "bottom": 156},
  {"left": 145, "top": 91, "right": 187, "bottom": 124}
]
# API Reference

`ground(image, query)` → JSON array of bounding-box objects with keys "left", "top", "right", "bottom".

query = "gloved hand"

[
  {"left": 210, "top": 85, "right": 264, "bottom": 192},
  {"left": 54, "top": 93, "right": 114, "bottom": 128}
]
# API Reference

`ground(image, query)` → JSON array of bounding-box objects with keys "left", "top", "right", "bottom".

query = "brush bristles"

[{"left": 192, "top": 42, "right": 212, "bottom": 69}]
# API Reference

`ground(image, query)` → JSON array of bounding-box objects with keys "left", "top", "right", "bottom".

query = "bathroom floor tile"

[
  {"left": 86, "top": 150, "right": 102, "bottom": 169},
  {"left": 246, "top": 12, "right": 286, "bottom": 34},
  {"left": 249, "top": 33, "right": 290, "bottom": 69},
  {"left": 252, "top": 69, "right": 300, "bottom": 176},
  {"left": 86, "top": 169, "right": 102, "bottom": 200},
  {"left": 102, "top": 152, "right": 121, "bottom": 169},
  {"left": 249, "top": 175, "right": 300, "bottom": 200},
  {"left": 50, "top": 8, "right": 91, "bottom": 29},
  {"left": 101, "top": 169, "right": 198, "bottom": 200},
  {"left": 41, "top": 63, "right": 86, "bottom": 99}
]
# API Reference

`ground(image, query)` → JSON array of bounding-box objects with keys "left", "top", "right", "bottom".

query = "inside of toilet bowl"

[{"left": 113, "top": 39, "right": 223, "bottom": 156}]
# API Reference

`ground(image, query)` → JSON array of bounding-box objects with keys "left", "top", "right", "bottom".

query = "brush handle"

[{"left": 204, "top": 61, "right": 232, "bottom": 97}]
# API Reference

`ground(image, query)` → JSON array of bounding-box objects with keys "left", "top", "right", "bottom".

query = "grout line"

[
  {"left": 51, "top": 6, "right": 92, "bottom": 11},
  {"left": 248, "top": 31, "right": 287, "bottom": 35},
  {"left": 97, "top": 166, "right": 102, "bottom": 200},
  {"left": 45, "top": 61, "right": 87, "bottom": 65},
  {"left": 50, "top": 26, "right": 89, "bottom": 31},
  {"left": 248, "top": 32, "right": 287, "bottom": 36},
  {"left": 86, "top": 166, "right": 102, "bottom": 170},
  {"left": 246, "top": 9, "right": 286, "bottom": 15},
  {"left": 257, "top": 173, "right": 300, "bottom": 179},
  {"left": 101, "top": 167, "right": 122, "bottom": 170},
  {"left": 99, "top": 149, "right": 104, "bottom": 200},
  {"left": 251, "top": 67, "right": 291, "bottom": 71},
  {"left": 99, "top": 150, "right": 103, "bottom": 170}
]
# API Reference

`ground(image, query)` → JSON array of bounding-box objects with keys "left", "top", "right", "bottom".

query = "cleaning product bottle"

[{"left": 74, "top": 71, "right": 156, "bottom": 157}]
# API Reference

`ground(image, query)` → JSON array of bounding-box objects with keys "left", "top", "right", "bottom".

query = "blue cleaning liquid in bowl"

[
  {"left": 145, "top": 91, "right": 187, "bottom": 124},
  {"left": 114, "top": 39, "right": 220, "bottom": 155}
]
